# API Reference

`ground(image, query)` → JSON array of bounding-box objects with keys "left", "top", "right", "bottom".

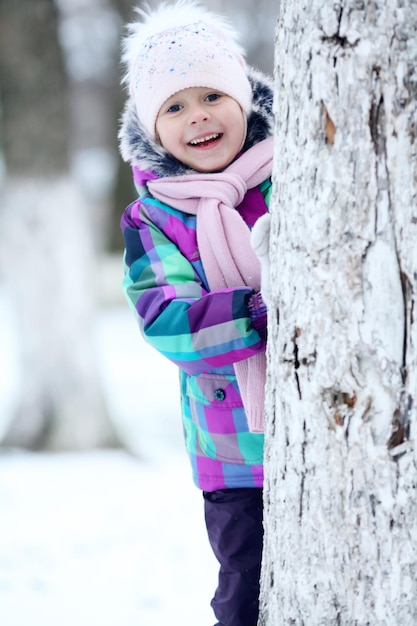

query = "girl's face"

[{"left": 155, "top": 87, "right": 247, "bottom": 172}]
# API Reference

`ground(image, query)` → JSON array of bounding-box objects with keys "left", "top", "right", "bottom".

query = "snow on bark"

[{"left": 260, "top": 1, "right": 417, "bottom": 624}]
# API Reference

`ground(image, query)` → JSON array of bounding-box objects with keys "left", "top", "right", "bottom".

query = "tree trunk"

[
  {"left": 0, "top": 0, "right": 118, "bottom": 449},
  {"left": 260, "top": 1, "right": 417, "bottom": 624}
]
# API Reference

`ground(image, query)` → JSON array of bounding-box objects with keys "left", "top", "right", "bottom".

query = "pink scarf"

[{"left": 148, "top": 136, "right": 273, "bottom": 432}]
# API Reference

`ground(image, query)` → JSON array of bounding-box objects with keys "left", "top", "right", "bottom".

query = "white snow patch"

[{"left": 0, "top": 449, "right": 217, "bottom": 626}]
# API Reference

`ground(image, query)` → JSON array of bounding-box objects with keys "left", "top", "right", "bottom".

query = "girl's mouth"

[{"left": 188, "top": 133, "right": 222, "bottom": 147}]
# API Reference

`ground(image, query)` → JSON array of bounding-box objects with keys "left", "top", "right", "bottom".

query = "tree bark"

[{"left": 260, "top": 1, "right": 417, "bottom": 624}]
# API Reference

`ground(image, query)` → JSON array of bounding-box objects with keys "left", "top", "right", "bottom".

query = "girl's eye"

[
  {"left": 205, "top": 93, "right": 221, "bottom": 102},
  {"left": 167, "top": 103, "right": 182, "bottom": 113}
]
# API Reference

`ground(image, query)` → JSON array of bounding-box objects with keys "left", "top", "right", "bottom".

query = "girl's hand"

[{"left": 251, "top": 213, "right": 271, "bottom": 307}]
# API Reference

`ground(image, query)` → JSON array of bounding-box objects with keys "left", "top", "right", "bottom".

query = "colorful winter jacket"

[{"left": 119, "top": 69, "right": 274, "bottom": 491}]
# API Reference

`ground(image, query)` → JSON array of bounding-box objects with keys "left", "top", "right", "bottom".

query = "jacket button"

[{"left": 214, "top": 388, "right": 226, "bottom": 401}]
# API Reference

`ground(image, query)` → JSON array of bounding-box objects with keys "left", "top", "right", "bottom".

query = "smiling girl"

[{"left": 119, "top": 2, "right": 274, "bottom": 625}]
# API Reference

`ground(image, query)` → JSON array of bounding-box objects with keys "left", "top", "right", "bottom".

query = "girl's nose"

[{"left": 189, "top": 105, "right": 210, "bottom": 124}]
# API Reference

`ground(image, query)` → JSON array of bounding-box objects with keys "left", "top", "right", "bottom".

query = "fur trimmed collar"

[{"left": 118, "top": 67, "right": 274, "bottom": 179}]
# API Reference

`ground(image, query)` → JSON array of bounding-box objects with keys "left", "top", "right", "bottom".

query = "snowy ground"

[{"left": 0, "top": 291, "right": 218, "bottom": 626}]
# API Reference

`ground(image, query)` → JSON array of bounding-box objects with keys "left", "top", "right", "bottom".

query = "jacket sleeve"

[{"left": 120, "top": 199, "right": 266, "bottom": 376}]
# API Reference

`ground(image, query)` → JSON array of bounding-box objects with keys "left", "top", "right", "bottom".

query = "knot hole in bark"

[
  {"left": 325, "top": 390, "right": 357, "bottom": 429},
  {"left": 388, "top": 395, "right": 413, "bottom": 454},
  {"left": 292, "top": 327, "right": 302, "bottom": 400},
  {"left": 322, "top": 103, "right": 336, "bottom": 145},
  {"left": 369, "top": 68, "right": 386, "bottom": 156},
  {"left": 334, "top": 391, "right": 356, "bottom": 426}
]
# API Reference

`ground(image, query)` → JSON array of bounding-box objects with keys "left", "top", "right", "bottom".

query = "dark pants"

[{"left": 203, "top": 487, "right": 263, "bottom": 626}]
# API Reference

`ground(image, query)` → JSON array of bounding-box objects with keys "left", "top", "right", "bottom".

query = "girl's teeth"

[{"left": 190, "top": 134, "right": 219, "bottom": 145}]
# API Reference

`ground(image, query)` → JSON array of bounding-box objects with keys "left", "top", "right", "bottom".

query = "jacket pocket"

[{"left": 185, "top": 372, "right": 263, "bottom": 465}]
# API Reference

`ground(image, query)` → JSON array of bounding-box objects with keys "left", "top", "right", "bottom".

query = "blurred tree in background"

[{"left": 0, "top": 0, "right": 118, "bottom": 449}]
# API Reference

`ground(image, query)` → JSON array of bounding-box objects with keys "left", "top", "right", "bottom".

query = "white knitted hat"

[{"left": 122, "top": 1, "right": 252, "bottom": 140}]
